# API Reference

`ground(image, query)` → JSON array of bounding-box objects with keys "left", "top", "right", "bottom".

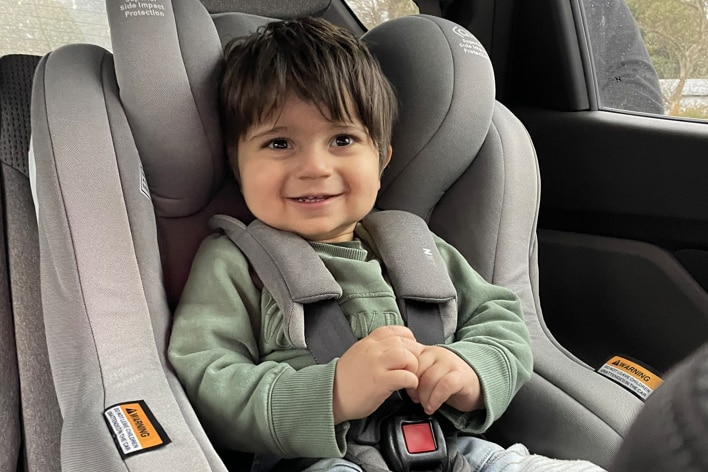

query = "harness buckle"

[{"left": 381, "top": 413, "right": 448, "bottom": 472}]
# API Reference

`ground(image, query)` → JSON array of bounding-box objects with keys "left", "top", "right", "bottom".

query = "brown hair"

[{"left": 220, "top": 17, "right": 397, "bottom": 174}]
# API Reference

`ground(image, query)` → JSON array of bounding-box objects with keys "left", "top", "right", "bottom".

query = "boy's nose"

[{"left": 296, "top": 147, "right": 333, "bottom": 179}]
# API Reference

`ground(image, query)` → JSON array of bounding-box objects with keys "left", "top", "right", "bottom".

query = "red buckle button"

[{"left": 401, "top": 422, "right": 437, "bottom": 454}]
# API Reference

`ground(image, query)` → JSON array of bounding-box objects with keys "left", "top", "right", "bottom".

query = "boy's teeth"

[{"left": 298, "top": 196, "right": 325, "bottom": 202}]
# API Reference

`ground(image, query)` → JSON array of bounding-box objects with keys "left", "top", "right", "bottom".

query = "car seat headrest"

[
  {"left": 211, "top": 12, "right": 275, "bottom": 48},
  {"left": 201, "top": 0, "right": 330, "bottom": 18},
  {"left": 362, "top": 15, "right": 495, "bottom": 219},
  {"left": 107, "top": 0, "right": 224, "bottom": 217}
]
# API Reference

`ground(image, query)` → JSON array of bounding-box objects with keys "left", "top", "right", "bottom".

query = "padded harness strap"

[
  {"left": 361, "top": 211, "right": 457, "bottom": 343},
  {"left": 209, "top": 215, "right": 344, "bottom": 351},
  {"left": 210, "top": 215, "right": 356, "bottom": 361},
  {"left": 210, "top": 210, "right": 457, "bottom": 356}
]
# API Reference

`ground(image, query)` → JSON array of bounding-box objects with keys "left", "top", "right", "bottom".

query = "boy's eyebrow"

[
  {"left": 327, "top": 121, "right": 366, "bottom": 131},
  {"left": 246, "top": 121, "right": 367, "bottom": 141},
  {"left": 247, "top": 125, "right": 288, "bottom": 141}
]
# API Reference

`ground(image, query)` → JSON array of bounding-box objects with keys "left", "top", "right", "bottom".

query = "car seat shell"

[{"left": 28, "top": 0, "right": 645, "bottom": 469}]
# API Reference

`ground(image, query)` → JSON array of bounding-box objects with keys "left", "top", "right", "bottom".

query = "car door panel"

[{"left": 516, "top": 107, "right": 708, "bottom": 371}]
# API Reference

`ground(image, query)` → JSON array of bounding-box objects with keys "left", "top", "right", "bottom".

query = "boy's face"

[{"left": 237, "top": 94, "right": 390, "bottom": 243}]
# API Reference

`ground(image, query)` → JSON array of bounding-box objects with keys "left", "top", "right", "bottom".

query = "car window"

[
  {"left": 344, "top": 0, "right": 419, "bottom": 29},
  {"left": 583, "top": 0, "right": 708, "bottom": 120},
  {"left": 1, "top": 0, "right": 111, "bottom": 57},
  {"left": 626, "top": 0, "right": 708, "bottom": 120}
]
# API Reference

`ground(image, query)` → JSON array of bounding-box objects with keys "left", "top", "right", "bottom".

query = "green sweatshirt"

[{"left": 167, "top": 224, "right": 532, "bottom": 459}]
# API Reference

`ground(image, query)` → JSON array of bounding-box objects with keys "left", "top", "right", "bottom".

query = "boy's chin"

[
  {"left": 255, "top": 215, "right": 360, "bottom": 243},
  {"left": 292, "top": 226, "right": 357, "bottom": 243}
]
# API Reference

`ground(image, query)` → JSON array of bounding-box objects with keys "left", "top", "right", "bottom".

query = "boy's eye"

[
  {"left": 267, "top": 139, "right": 289, "bottom": 150},
  {"left": 333, "top": 135, "right": 353, "bottom": 147}
]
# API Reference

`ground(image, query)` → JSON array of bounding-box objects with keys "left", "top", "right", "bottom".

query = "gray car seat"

[
  {"left": 0, "top": 53, "right": 61, "bottom": 472},
  {"left": 0, "top": 56, "right": 23, "bottom": 472},
  {"left": 0, "top": 53, "right": 26, "bottom": 472},
  {"left": 361, "top": 15, "right": 643, "bottom": 468},
  {"left": 29, "top": 0, "right": 644, "bottom": 470}
]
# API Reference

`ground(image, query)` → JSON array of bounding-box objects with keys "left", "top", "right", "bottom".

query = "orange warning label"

[
  {"left": 104, "top": 400, "right": 170, "bottom": 456},
  {"left": 119, "top": 403, "right": 163, "bottom": 449},
  {"left": 598, "top": 355, "right": 663, "bottom": 400}
]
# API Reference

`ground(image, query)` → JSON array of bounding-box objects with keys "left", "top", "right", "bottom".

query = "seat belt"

[{"left": 304, "top": 300, "right": 358, "bottom": 363}]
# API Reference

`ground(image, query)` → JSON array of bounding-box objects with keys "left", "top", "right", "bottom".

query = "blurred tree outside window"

[
  {"left": 626, "top": 0, "right": 708, "bottom": 119},
  {"left": 583, "top": 0, "right": 665, "bottom": 115},
  {"left": 585, "top": 0, "right": 708, "bottom": 120},
  {"left": 344, "top": 0, "right": 419, "bottom": 29}
]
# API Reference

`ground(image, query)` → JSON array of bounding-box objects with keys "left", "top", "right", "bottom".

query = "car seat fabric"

[
  {"left": 0, "top": 53, "right": 61, "bottom": 472},
  {"left": 29, "top": 0, "right": 237, "bottom": 469},
  {"left": 362, "top": 16, "right": 644, "bottom": 466},
  {"left": 0, "top": 200, "right": 18, "bottom": 472},
  {"left": 107, "top": 0, "right": 256, "bottom": 312},
  {"left": 0, "top": 59, "right": 22, "bottom": 472},
  {"left": 212, "top": 12, "right": 276, "bottom": 48},
  {"left": 364, "top": 17, "right": 495, "bottom": 219},
  {"left": 201, "top": 0, "right": 330, "bottom": 18},
  {"left": 32, "top": 45, "right": 220, "bottom": 472}
]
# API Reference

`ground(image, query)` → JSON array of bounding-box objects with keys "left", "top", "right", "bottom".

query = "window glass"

[
  {"left": 582, "top": 0, "right": 665, "bottom": 115},
  {"left": 626, "top": 0, "right": 708, "bottom": 119},
  {"left": 344, "top": 0, "right": 419, "bottom": 29},
  {"left": 0, "top": 0, "right": 111, "bottom": 57},
  {"left": 583, "top": 0, "right": 708, "bottom": 120}
]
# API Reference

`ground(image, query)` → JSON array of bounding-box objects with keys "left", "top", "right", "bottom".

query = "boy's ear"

[{"left": 380, "top": 146, "right": 392, "bottom": 176}]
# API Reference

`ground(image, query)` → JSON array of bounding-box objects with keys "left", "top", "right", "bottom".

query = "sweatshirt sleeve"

[
  {"left": 167, "top": 234, "right": 347, "bottom": 458},
  {"left": 433, "top": 236, "right": 533, "bottom": 433}
]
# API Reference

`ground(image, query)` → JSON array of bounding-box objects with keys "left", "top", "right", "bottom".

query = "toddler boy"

[{"left": 168, "top": 17, "right": 603, "bottom": 472}]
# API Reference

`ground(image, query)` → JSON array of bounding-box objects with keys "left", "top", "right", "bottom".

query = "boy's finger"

[
  {"left": 425, "top": 372, "right": 464, "bottom": 414},
  {"left": 414, "top": 346, "right": 438, "bottom": 376},
  {"left": 416, "top": 365, "right": 443, "bottom": 405},
  {"left": 369, "top": 325, "right": 416, "bottom": 340},
  {"left": 375, "top": 330, "right": 424, "bottom": 359},
  {"left": 382, "top": 369, "right": 419, "bottom": 392},
  {"left": 380, "top": 346, "right": 420, "bottom": 373}
]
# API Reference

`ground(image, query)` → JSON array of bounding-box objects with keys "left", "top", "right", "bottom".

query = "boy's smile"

[{"left": 237, "top": 94, "right": 390, "bottom": 243}]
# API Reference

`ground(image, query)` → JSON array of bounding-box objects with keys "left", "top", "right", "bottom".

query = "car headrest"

[
  {"left": 200, "top": 0, "right": 330, "bottom": 18},
  {"left": 211, "top": 12, "right": 274, "bottom": 48},
  {"left": 363, "top": 15, "right": 495, "bottom": 219},
  {"left": 107, "top": 0, "right": 225, "bottom": 217}
]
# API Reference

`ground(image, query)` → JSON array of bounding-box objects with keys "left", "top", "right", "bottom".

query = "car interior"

[{"left": 1, "top": 0, "right": 707, "bottom": 471}]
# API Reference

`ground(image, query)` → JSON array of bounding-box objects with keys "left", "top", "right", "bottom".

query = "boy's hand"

[
  {"left": 333, "top": 326, "right": 423, "bottom": 424},
  {"left": 406, "top": 345, "right": 483, "bottom": 415}
]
